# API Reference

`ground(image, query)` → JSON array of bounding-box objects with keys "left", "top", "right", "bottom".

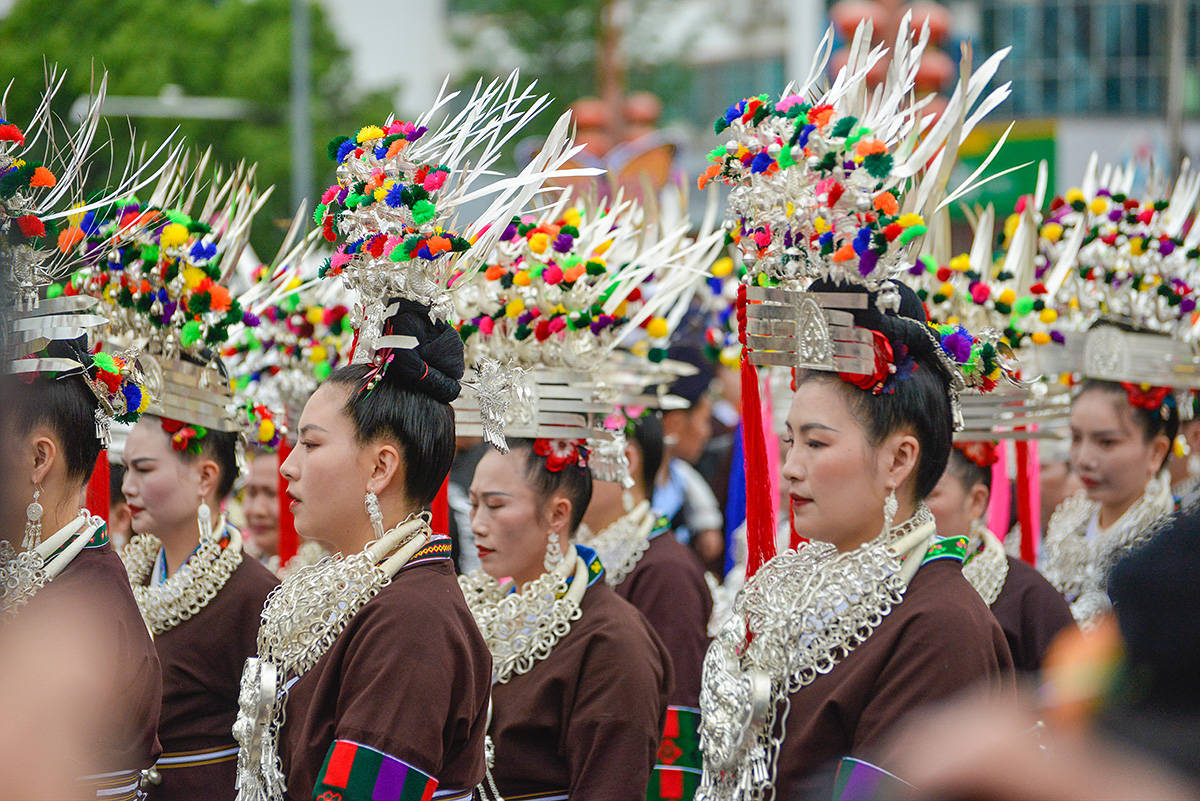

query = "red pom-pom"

[
  {"left": 1029, "top": 282, "right": 1048, "bottom": 295},
  {"left": 16, "top": 215, "right": 45, "bottom": 238},
  {"left": 936, "top": 266, "right": 951, "bottom": 282},
  {"left": 0, "top": 123, "right": 25, "bottom": 144}
]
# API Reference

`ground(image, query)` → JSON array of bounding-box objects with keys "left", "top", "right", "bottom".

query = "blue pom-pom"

[
  {"left": 724, "top": 105, "right": 741, "bottom": 124},
  {"left": 750, "top": 152, "right": 773, "bottom": 174},
  {"left": 189, "top": 240, "right": 217, "bottom": 261},
  {"left": 80, "top": 210, "right": 99, "bottom": 235},
  {"left": 374, "top": 144, "right": 388, "bottom": 159},
  {"left": 335, "top": 139, "right": 356, "bottom": 164},
  {"left": 852, "top": 227, "right": 872, "bottom": 255},
  {"left": 797, "top": 123, "right": 816, "bottom": 149},
  {"left": 121, "top": 383, "right": 140, "bottom": 413},
  {"left": 818, "top": 232, "right": 834, "bottom": 248},
  {"left": 384, "top": 182, "right": 406, "bottom": 208}
]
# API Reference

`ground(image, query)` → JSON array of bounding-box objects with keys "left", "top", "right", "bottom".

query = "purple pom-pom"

[
  {"left": 1181, "top": 297, "right": 1196, "bottom": 314},
  {"left": 941, "top": 329, "right": 973, "bottom": 363},
  {"left": 858, "top": 250, "right": 879, "bottom": 276},
  {"left": 1050, "top": 330, "right": 1066, "bottom": 344},
  {"left": 242, "top": 312, "right": 261, "bottom": 327},
  {"left": 500, "top": 223, "right": 518, "bottom": 242},
  {"left": 1159, "top": 239, "right": 1176, "bottom": 256},
  {"left": 552, "top": 233, "right": 573, "bottom": 253}
]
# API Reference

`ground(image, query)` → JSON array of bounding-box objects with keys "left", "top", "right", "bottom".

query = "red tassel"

[
  {"left": 431, "top": 474, "right": 449, "bottom": 536},
  {"left": 277, "top": 441, "right": 298, "bottom": 566},
  {"left": 1014, "top": 438, "right": 1038, "bottom": 565},
  {"left": 86, "top": 450, "right": 110, "bottom": 524},
  {"left": 738, "top": 284, "right": 776, "bottom": 579}
]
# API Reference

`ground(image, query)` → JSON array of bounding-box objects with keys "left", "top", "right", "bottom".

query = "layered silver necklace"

[
  {"left": 1040, "top": 472, "right": 1173, "bottom": 627},
  {"left": 696, "top": 505, "right": 936, "bottom": 801},
  {"left": 962, "top": 520, "right": 1009, "bottom": 607},
  {"left": 579, "top": 501, "right": 656, "bottom": 588},
  {"left": 234, "top": 514, "right": 432, "bottom": 801},
  {"left": 122, "top": 518, "right": 243, "bottom": 636},
  {"left": 459, "top": 549, "right": 589, "bottom": 684},
  {"left": 0, "top": 511, "right": 103, "bottom": 618}
]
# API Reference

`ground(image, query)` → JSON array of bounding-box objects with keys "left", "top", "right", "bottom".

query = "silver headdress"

[{"left": 451, "top": 188, "right": 721, "bottom": 483}]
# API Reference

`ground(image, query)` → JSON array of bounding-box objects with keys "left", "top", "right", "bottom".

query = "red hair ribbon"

[
  {"left": 955, "top": 441, "right": 999, "bottom": 469},
  {"left": 1119, "top": 382, "right": 1171, "bottom": 412},
  {"left": 533, "top": 438, "right": 589, "bottom": 471}
]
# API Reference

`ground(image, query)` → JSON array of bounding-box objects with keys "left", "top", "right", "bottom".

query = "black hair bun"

[
  {"left": 380, "top": 297, "right": 464, "bottom": 403},
  {"left": 807, "top": 278, "right": 952, "bottom": 385}
]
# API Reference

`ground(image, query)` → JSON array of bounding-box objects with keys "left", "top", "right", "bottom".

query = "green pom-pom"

[
  {"left": 92, "top": 352, "right": 118, "bottom": 374},
  {"left": 1013, "top": 297, "right": 1036, "bottom": 316},
  {"left": 920, "top": 254, "right": 937, "bottom": 273},
  {"left": 389, "top": 244, "right": 411, "bottom": 262},
  {"left": 313, "top": 362, "right": 332, "bottom": 381},
  {"left": 831, "top": 116, "right": 857, "bottom": 138},
  {"left": 898, "top": 224, "right": 926, "bottom": 245},
  {"left": 412, "top": 199, "right": 436, "bottom": 225},
  {"left": 514, "top": 323, "right": 532, "bottom": 341},
  {"left": 862, "top": 151, "right": 894, "bottom": 180},
  {"left": 648, "top": 347, "right": 666, "bottom": 363},
  {"left": 326, "top": 135, "right": 350, "bottom": 161},
  {"left": 140, "top": 245, "right": 159, "bottom": 263},
  {"left": 585, "top": 260, "right": 605, "bottom": 275},
  {"left": 46, "top": 283, "right": 64, "bottom": 299},
  {"left": 181, "top": 320, "right": 202, "bottom": 347},
  {"left": 312, "top": 204, "right": 327, "bottom": 225}
]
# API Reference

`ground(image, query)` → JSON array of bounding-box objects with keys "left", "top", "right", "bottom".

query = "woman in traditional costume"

[
  {"left": 77, "top": 162, "right": 281, "bottom": 798},
  {"left": 926, "top": 442, "right": 1075, "bottom": 671},
  {"left": 695, "top": 17, "right": 1017, "bottom": 797},
  {"left": 453, "top": 193, "right": 712, "bottom": 800},
  {"left": 0, "top": 73, "right": 168, "bottom": 800},
  {"left": 231, "top": 75, "right": 586, "bottom": 801},
  {"left": 1027, "top": 161, "right": 1200, "bottom": 628}
]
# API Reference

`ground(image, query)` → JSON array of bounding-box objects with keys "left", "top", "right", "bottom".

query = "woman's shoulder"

[{"left": 893, "top": 559, "right": 1005, "bottom": 645}]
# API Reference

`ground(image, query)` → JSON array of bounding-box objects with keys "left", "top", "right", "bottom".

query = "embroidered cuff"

[{"left": 315, "top": 739, "right": 438, "bottom": 801}]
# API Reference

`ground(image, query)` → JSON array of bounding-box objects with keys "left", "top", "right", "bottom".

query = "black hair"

[
  {"left": 109, "top": 462, "right": 127, "bottom": 504},
  {"left": 946, "top": 446, "right": 993, "bottom": 493},
  {"left": 3, "top": 337, "right": 103, "bottom": 485},
  {"left": 326, "top": 298, "right": 463, "bottom": 507},
  {"left": 630, "top": 413, "right": 665, "bottom": 491},
  {"left": 167, "top": 423, "right": 240, "bottom": 500},
  {"left": 796, "top": 278, "right": 955, "bottom": 501},
  {"left": 666, "top": 344, "right": 716, "bottom": 409},
  {"left": 1076, "top": 379, "right": 1178, "bottom": 471},
  {"left": 507, "top": 438, "right": 593, "bottom": 534}
]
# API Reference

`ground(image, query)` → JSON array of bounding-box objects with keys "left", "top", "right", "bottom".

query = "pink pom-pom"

[
  {"left": 543, "top": 265, "right": 563, "bottom": 284},
  {"left": 970, "top": 283, "right": 990, "bottom": 304},
  {"left": 423, "top": 170, "right": 447, "bottom": 191},
  {"left": 548, "top": 316, "right": 567, "bottom": 334},
  {"left": 330, "top": 251, "right": 352, "bottom": 270},
  {"left": 478, "top": 316, "right": 495, "bottom": 335},
  {"left": 320, "top": 185, "right": 340, "bottom": 204},
  {"left": 753, "top": 229, "right": 771, "bottom": 248}
]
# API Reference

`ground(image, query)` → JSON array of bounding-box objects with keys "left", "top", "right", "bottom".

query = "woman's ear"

[
  {"left": 880, "top": 430, "right": 921, "bottom": 496},
  {"left": 28, "top": 429, "right": 58, "bottom": 486},
  {"left": 365, "top": 441, "right": 404, "bottom": 497},
  {"left": 195, "top": 457, "right": 222, "bottom": 502},
  {"left": 1148, "top": 433, "right": 1171, "bottom": 477},
  {"left": 625, "top": 443, "right": 643, "bottom": 489},
  {"left": 546, "top": 493, "right": 573, "bottom": 536},
  {"left": 966, "top": 482, "right": 991, "bottom": 522}
]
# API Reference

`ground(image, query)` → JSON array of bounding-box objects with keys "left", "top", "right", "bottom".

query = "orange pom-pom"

[
  {"left": 873, "top": 192, "right": 899, "bottom": 215},
  {"left": 30, "top": 166, "right": 57, "bottom": 188},
  {"left": 57, "top": 226, "right": 84, "bottom": 254},
  {"left": 485, "top": 264, "right": 505, "bottom": 281},
  {"left": 427, "top": 235, "right": 452, "bottom": 255},
  {"left": 831, "top": 243, "right": 856, "bottom": 262},
  {"left": 209, "top": 285, "right": 232, "bottom": 312}
]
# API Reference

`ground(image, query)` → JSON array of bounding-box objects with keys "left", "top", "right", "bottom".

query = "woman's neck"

[
  {"left": 40, "top": 485, "right": 84, "bottom": 544},
  {"left": 1098, "top": 494, "right": 1141, "bottom": 530},
  {"left": 156, "top": 513, "right": 204, "bottom": 576},
  {"left": 338, "top": 498, "right": 422, "bottom": 556},
  {"left": 835, "top": 495, "right": 919, "bottom": 554},
  {"left": 583, "top": 486, "right": 646, "bottom": 534}
]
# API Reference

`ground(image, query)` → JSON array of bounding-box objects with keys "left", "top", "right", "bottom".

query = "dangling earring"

[
  {"left": 622, "top": 490, "right": 635, "bottom": 513},
  {"left": 364, "top": 490, "right": 384, "bottom": 540},
  {"left": 881, "top": 488, "right": 898, "bottom": 536},
  {"left": 197, "top": 498, "right": 214, "bottom": 543},
  {"left": 23, "top": 485, "right": 43, "bottom": 551},
  {"left": 544, "top": 530, "right": 564, "bottom": 572}
]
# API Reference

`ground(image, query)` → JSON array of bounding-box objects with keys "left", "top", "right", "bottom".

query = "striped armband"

[
  {"left": 647, "top": 706, "right": 702, "bottom": 801},
  {"left": 314, "top": 739, "right": 439, "bottom": 801}
]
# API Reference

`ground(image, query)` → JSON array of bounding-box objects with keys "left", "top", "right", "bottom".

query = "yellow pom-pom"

[
  {"left": 1041, "top": 222, "right": 1063, "bottom": 243},
  {"left": 939, "top": 282, "right": 955, "bottom": 297},
  {"left": 813, "top": 217, "right": 829, "bottom": 234},
  {"left": 258, "top": 418, "right": 276, "bottom": 443},
  {"left": 998, "top": 288, "right": 1016, "bottom": 305},
  {"left": 182, "top": 266, "right": 206, "bottom": 291},
  {"left": 562, "top": 207, "right": 582, "bottom": 228},
  {"left": 1031, "top": 331, "right": 1052, "bottom": 345},
  {"left": 1003, "top": 214, "right": 1020, "bottom": 242},
  {"left": 527, "top": 233, "right": 550, "bottom": 254},
  {"left": 306, "top": 307, "right": 324, "bottom": 325},
  {"left": 786, "top": 202, "right": 795, "bottom": 217},
  {"left": 719, "top": 346, "right": 741, "bottom": 368},
  {"left": 1064, "top": 188, "right": 1085, "bottom": 205},
  {"left": 949, "top": 254, "right": 971, "bottom": 272},
  {"left": 373, "top": 186, "right": 388, "bottom": 202},
  {"left": 160, "top": 223, "right": 189, "bottom": 249},
  {"left": 1088, "top": 198, "right": 1108, "bottom": 215},
  {"left": 630, "top": 340, "right": 650, "bottom": 357},
  {"left": 551, "top": 303, "right": 567, "bottom": 315},
  {"left": 711, "top": 257, "right": 734, "bottom": 278},
  {"left": 594, "top": 239, "right": 613, "bottom": 255},
  {"left": 1039, "top": 308, "right": 1058, "bottom": 324},
  {"left": 513, "top": 270, "right": 532, "bottom": 286},
  {"left": 614, "top": 300, "right": 628, "bottom": 318},
  {"left": 646, "top": 317, "right": 670, "bottom": 339},
  {"left": 309, "top": 344, "right": 328, "bottom": 364},
  {"left": 285, "top": 275, "right": 303, "bottom": 291},
  {"left": 1129, "top": 237, "right": 1145, "bottom": 256},
  {"left": 506, "top": 298, "right": 525, "bottom": 318},
  {"left": 356, "top": 125, "right": 384, "bottom": 143},
  {"left": 897, "top": 213, "right": 924, "bottom": 228}
]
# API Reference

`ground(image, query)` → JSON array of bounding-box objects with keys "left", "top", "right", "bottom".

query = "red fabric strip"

[
  {"left": 325, "top": 739, "right": 357, "bottom": 788},
  {"left": 86, "top": 451, "right": 110, "bottom": 524},
  {"left": 277, "top": 440, "right": 298, "bottom": 566}
]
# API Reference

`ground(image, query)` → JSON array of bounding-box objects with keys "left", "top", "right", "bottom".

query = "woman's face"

[
  {"left": 469, "top": 449, "right": 557, "bottom": 586},
  {"left": 781, "top": 379, "right": 903, "bottom": 551},
  {"left": 1070, "top": 390, "right": 1165, "bottom": 511},
  {"left": 122, "top": 417, "right": 209, "bottom": 537},
  {"left": 279, "top": 383, "right": 375, "bottom": 553},
  {"left": 242, "top": 453, "right": 280, "bottom": 557}
]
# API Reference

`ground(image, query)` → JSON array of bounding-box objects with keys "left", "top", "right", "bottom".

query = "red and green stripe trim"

[
  {"left": 647, "top": 706, "right": 702, "bottom": 801},
  {"left": 314, "top": 739, "right": 437, "bottom": 801}
]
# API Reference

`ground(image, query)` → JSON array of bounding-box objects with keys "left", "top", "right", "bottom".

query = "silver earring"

[
  {"left": 622, "top": 490, "right": 635, "bottom": 513},
  {"left": 882, "top": 488, "right": 898, "bottom": 535},
  {"left": 365, "top": 491, "right": 384, "bottom": 539},
  {"left": 197, "top": 498, "right": 214, "bottom": 543},
  {"left": 23, "top": 485, "right": 43, "bottom": 551},
  {"left": 544, "top": 530, "right": 563, "bottom": 572}
]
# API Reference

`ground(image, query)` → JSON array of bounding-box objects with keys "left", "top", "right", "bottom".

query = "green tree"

[{"left": 0, "top": 0, "right": 394, "bottom": 259}]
